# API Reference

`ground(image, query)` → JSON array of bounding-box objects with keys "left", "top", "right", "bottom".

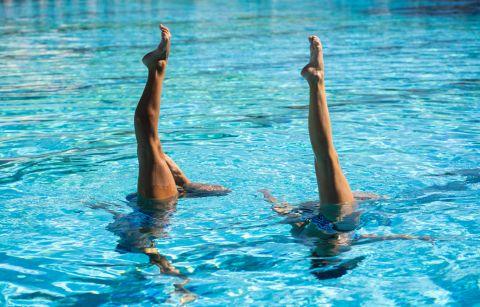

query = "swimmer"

[
  {"left": 90, "top": 25, "right": 231, "bottom": 303},
  {"left": 135, "top": 24, "right": 230, "bottom": 202},
  {"left": 260, "top": 36, "right": 431, "bottom": 279}
]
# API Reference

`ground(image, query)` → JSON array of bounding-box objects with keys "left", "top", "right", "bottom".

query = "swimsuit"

[
  {"left": 302, "top": 213, "right": 359, "bottom": 236},
  {"left": 307, "top": 214, "right": 339, "bottom": 234},
  {"left": 286, "top": 205, "right": 354, "bottom": 235}
]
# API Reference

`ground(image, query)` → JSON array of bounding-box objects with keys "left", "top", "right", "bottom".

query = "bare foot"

[
  {"left": 142, "top": 24, "right": 171, "bottom": 70},
  {"left": 301, "top": 35, "right": 324, "bottom": 84}
]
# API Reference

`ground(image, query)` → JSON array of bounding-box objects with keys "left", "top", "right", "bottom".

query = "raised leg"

[
  {"left": 135, "top": 25, "right": 178, "bottom": 201},
  {"left": 301, "top": 36, "right": 354, "bottom": 213}
]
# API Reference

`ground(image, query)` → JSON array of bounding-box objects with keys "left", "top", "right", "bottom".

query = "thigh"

[{"left": 137, "top": 142, "right": 178, "bottom": 201}]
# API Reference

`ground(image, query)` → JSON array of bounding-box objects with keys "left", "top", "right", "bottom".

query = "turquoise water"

[{"left": 1, "top": 0, "right": 480, "bottom": 305}]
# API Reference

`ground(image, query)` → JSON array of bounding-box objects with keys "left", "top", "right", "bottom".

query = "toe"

[{"left": 160, "top": 24, "right": 170, "bottom": 33}]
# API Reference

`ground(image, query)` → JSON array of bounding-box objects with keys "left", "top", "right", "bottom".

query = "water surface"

[{"left": 1, "top": 0, "right": 479, "bottom": 305}]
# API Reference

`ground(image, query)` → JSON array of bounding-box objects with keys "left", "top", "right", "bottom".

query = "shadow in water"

[{"left": 310, "top": 255, "right": 366, "bottom": 280}]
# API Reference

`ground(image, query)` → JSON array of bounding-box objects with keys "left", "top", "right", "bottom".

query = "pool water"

[{"left": 1, "top": 0, "right": 479, "bottom": 305}]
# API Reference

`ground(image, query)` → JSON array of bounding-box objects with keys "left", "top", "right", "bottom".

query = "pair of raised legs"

[
  {"left": 134, "top": 25, "right": 430, "bottom": 282},
  {"left": 135, "top": 25, "right": 353, "bottom": 214}
]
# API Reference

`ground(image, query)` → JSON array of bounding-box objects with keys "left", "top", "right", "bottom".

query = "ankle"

[{"left": 308, "top": 81, "right": 325, "bottom": 94}]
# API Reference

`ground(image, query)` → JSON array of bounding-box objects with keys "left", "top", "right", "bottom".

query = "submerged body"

[{"left": 90, "top": 196, "right": 196, "bottom": 303}]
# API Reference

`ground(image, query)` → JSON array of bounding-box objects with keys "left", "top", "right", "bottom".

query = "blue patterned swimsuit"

[
  {"left": 291, "top": 206, "right": 356, "bottom": 235},
  {"left": 308, "top": 214, "right": 340, "bottom": 234}
]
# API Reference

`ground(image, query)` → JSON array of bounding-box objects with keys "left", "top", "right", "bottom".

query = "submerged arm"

[
  {"left": 87, "top": 202, "right": 124, "bottom": 219},
  {"left": 142, "top": 247, "right": 197, "bottom": 303},
  {"left": 258, "top": 189, "right": 307, "bottom": 227},
  {"left": 143, "top": 247, "right": 185, "bottom": 277},
  {"left": 258, "top": 189, "right": 293, "bottom": 216},
  {"left": 353, "top": 234, "right": 433, "bottom": 245}
]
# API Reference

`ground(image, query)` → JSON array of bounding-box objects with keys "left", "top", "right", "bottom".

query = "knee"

[
  {"left": 134, "top": 108, "right": 157, "bottom": 125},
  {"left": 314, "top": 148, "right": 338, "bottom": 164}
]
